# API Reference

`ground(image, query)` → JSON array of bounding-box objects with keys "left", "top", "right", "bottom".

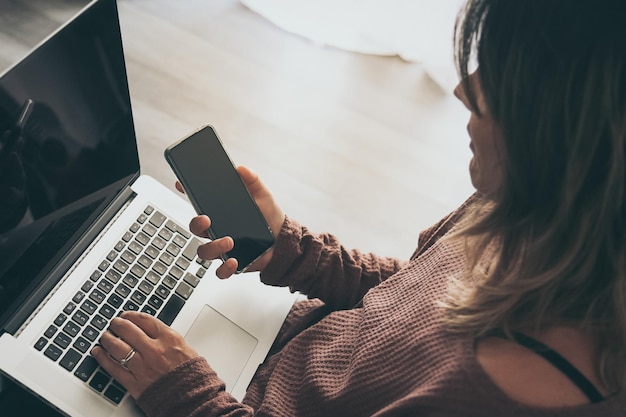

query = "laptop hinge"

[{"left": 2, "top": 185, "right": 137, "bottom": 336}]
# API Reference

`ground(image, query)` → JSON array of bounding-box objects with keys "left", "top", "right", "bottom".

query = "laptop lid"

[{"left": 0, "top": 0, "right": 140, "bottom": 335}]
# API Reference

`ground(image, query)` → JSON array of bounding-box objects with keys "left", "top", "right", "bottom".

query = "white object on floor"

[{"left": 240, "top": 0, "right": 466, "bottom": 92}]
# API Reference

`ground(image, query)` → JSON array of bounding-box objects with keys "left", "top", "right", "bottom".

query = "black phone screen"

[{"left": 164, "top": 125, "right": 274, "bottom": 273}]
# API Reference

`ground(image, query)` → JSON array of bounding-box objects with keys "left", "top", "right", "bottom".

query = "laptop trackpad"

[{"left": 184, "top": 305, "right": 258, "bottom": 392}]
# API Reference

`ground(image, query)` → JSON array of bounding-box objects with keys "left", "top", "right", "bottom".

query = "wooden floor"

[{"left": 0, "top": 0, "right": 474, "bottom": 259}]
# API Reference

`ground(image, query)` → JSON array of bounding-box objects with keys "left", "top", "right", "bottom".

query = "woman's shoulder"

[{"left": 474, "top": 327, "right": 614, "bottom": 408}]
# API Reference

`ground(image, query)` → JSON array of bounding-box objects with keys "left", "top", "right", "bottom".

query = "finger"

[
  {"left": 175, "top": 181, "right": 185, "bottom": 194},
  {"left": 189, "top": 215, "right": 211, "bottom": 238},
  {"left": 118, "top": 311, "right": 165, "bottom": 339},
  {"left": 91, "top": 345, "right": 134, "bottom": 385},
  {"left": 215, "top": 257, "right": 238, "bottom": 279},
  {"left": 236, "top": 165, "right": 263, "bottom": 195},
  {"left": 108, "top": 316, "right": 154, "bottom": 352},
  {"left": 196, "top": 236, "right": 234, "bottom": 261},
  {"left": 99, "top": 330, "right": 134, "bottom": 363}
]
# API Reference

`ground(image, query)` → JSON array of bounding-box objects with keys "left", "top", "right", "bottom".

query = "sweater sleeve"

[
  {"left": 136, "top": 357, "right": 254, "bottom": 417},
  {"left": 259, "top": 216, "right": 407, "bottom": 310}
]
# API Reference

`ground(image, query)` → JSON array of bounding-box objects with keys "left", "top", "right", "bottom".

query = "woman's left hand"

[{"left": 91, "top": 311, "right": 199, "bottom": 399}]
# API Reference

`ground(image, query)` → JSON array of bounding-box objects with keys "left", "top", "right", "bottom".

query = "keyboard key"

[
  {"left": 54, "top": 314, "right": 67, "bottom": 326},
  {"left": 104, "top": 384, "right": 126, "bottom": 404},
  {"left": 107, "top": 293, "right": 123, "bottom": 308},
  {"left": 152, "top": 261, "right": 167, "bottom": 276},
  {"left": 137, "top": 255, "right": 152, "bottom": 269},
  {"left": 152, "top": 236, "right": 166, "bottom": 250},
  {"left": 175, "top": 282, "right": 193, "bottom": 300},
  {"left": 145, "top": 271, "right": 160, "bottom": 285},
  {"left": 144, "top": 205, "right": 154, "bottom": 215},
  {"left": 183, "top": 273, "right": 200, "bottom": 288},
  {"left": 115, "top": 283, "right": 131, "bottom": 298},
  {"left": 72, "top": 291, "right": 86, "bottom": 303},
  {"left": 123, "top": 274, "right": 139, "bottom": 288},
  {"left": 97, "top": 280, "right": 114, "bottom": 294},
  {"left": 63, "top": 302, "right": 76, "bottom": 315},
  {"left": 169, "top": 266, "right": 183, "bottom": 280},
  {"left": 166, "top": 243, "right": 180, "bottom": 257},
  {"left": 73, "top": 337, "right": 91, "bottom": 354},
  {"left": 130, "top": 290, "right": 146, "bottom": 305},
  {"left": 172, "top": 234, "right": 187, "bottom": 248},
  {"left": 63, "top": 321, "right": 81, "bottom": 337},
  {"left": 81, "top": 280, "right": 95, "bottom": 292},
  {"left": 149, "top": 211, "right": 166, "bottom": 228},
  {"left": 155, "top": 285, "right": 170, "bottom": 299},
  {"left": 175, "top": 257, "right": 190, "bottom": 270},
  {"left": 144, "top": 245, "right": 159, "bottom": 259},
  {"left": 182, "top": 238, "right": 202, "bottom": 261},
  {"left": 162, "top": 276, "right": 177, "bottom": 289},
  {"left": 106, "top": 250, "right": 118, "bottom": 262},
  {"left": 114, "top": 240, "right": 125, "bottom": 252},
  {"left": 159, "top": 252, "right": 174, "bottom": 266},
  {"left": 80, "top": 299, "right": 97, "bottom": 315},
  {"left": 89, "top": 371, "right": 111, "bottom": 392},
  {"left": 34, "top": 337, "right": 48, "bottom": 351},
  {"left": 136, "top": 232, "right": 150, "bottom": 246},
  {"left": 89, "top": 289, "right": 106, "bottom": 304},
  {"left": 147, "top": 295, "right": 164, "bottom": 309},
  {"left": 129, "top": 241, "right": 143, "bottom": 255},
  {"left": 53, "top": 332, "right": 71, "bottom": 349},
  {"left": 142, "top": 223, "right": 157, "bottom": 237},
  {"left": 157, "top": 294, "right": 185, "bottom": 326},
  {"left": 157, "top": 228, "right": 173, "bottom": 241},
  {"left": 136, "top": 213, "right": 148, "bottom": 224},
  {"left": 112, "top": 260, "right": 129, "bottom": 274},
  {"left": 90, "top": 270, "right": 102, "bottom": 282},
  {"left": 138, "top": 280, "right": 154, "bottom": 295},
  {"left": 44, "top": 325, "right": 58, "bottom": 338},
  {"left": 99, "top": 304, "right": 116, "bottom": 319},
  {"left": 90, "top": 314, "right": 107, "bottom": 330},
  {"left": 105, "top": 269, "right": 122, "bottom": 284},
  {"left": 164, "top": 220, "right": 178, "bottom": 233},
  {"left": 121, "top": 231, "right": 133, "bottom": 242},
  {"left": 121, "top": 250, "right": 136, "bottom": 264},
  {"left": 141, "top": 305, "right": 157, "bottom": 316},
  {"left": 72, "top": 310, "right": 89, "bottom": 326},
  {"left": 98, "top": 261, "right": 110, "bottom": 272},
  {"left": 123, "top": 301, "right": 139, "bottom": 312},
  {"left": 75, "top": 356, "right": 99, "bottom": 381},
  {"left": 130, "top": 264, "right": 146, "bottom": 279},
  {"left": 60, "top": 348, "right": 82, "bottom": 371},
  {"left": 129, "top": 223, "right": 140, "bottom": 233},
  {"left": 44, "top": 344, "right": 63, "bottom": 361},
  {"left": 82, "top": 326, "right": 99, "bottom": 342}
]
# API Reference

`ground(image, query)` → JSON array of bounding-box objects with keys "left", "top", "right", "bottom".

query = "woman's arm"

[{"left": 260, "top": 216, "right": 407, "bottom": 310}]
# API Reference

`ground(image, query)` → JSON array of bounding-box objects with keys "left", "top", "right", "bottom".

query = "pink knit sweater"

[{"left": 137, "top": 199, "right": 626, "bottom": 416}]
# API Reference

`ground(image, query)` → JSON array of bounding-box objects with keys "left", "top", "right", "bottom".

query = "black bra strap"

[{"left": 490, "top": 330, "right": 604, "bottom": 403}]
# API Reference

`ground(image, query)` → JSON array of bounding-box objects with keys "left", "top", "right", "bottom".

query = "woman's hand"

[
  {"left": 181, "top": 165, "right": 285, "bottom": 279},
  {"left": 91, "top": 311, "right": 199, "bottom": 399}
]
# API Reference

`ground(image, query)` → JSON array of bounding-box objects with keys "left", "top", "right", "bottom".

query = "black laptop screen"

[{"left": 0, "top": 0, "right": 140, "bottom": 326}]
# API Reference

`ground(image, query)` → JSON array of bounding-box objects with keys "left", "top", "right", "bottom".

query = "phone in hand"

[{"left": 164, "top": 125, "right": 275, "bottom": 273}]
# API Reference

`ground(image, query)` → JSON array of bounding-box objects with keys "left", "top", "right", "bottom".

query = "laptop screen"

[{"left": 0, "top": 0, "right": 140, "bottom": 329}]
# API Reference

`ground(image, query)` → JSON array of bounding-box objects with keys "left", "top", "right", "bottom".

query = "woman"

[{"left": 91, "top": 0, "right": 626, "bottom": 415}]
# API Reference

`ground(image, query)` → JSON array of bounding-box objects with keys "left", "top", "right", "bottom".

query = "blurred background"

[{"left": 0, "top": 0, "right": 473, "bottom": 414}]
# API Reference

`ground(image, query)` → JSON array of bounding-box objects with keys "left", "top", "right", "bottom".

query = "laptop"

[{"left": 0, "top": 1, "right": 297, "bottom": 416}]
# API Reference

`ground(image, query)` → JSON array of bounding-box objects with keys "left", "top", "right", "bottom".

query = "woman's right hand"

[{"left": 183, "top": 165, "right": 285, "bottom": 279}]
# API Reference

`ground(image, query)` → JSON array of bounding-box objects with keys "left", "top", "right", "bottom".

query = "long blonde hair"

[{"left": 446, "top": 0, "right": 626, "bottom": 392}]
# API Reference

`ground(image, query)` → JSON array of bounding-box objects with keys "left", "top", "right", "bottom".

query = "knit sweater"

[{"left": 137, "top": 199, "right": 626, "bottom": 416}]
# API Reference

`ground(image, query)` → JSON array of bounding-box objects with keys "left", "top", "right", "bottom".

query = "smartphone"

[{"left": 164, "top": 125, "right": 275, "bottom": 273}]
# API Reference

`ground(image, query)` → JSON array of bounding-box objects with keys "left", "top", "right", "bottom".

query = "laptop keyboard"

[{"left": 32, "top": 205, "right": 211, "bottom": 405}]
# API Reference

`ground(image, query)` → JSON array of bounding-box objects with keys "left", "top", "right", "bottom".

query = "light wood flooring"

[{"left": 0, "top": 0, "right": 474, "bottom": 259}]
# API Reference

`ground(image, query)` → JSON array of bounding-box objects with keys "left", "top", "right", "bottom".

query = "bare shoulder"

[{"left": 475, "top": 328, "right": 608, "bottom": 407}]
